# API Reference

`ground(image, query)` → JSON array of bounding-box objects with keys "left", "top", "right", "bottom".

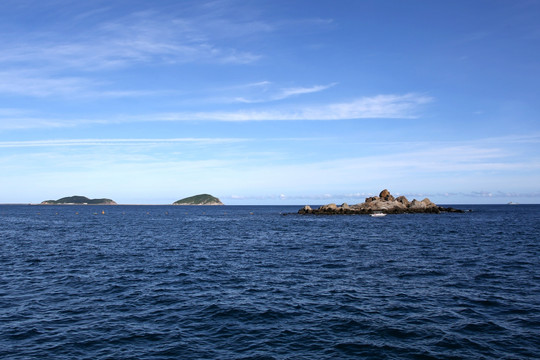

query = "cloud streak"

[
  {"left": 235, "top": 82, "right": 338, "bottom": 103},
  {"left": 158, "top": 93, "right": 432, "bottom": 121},
  {"left": 0, "top": 70, "right": 185, "bottom": 99},
  {"left": 0, "top": 138, "right": 249, "bottom": 148},
  {"left": 0, "top": 93, "right": 432, "bottom": 130},
  {"left": 0, "top": 70, "right": 99, "bottom": 97}
]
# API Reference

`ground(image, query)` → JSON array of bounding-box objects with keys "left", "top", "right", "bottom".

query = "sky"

[{"left": 1, "top": 0, "right": 539, "bottom": 205}]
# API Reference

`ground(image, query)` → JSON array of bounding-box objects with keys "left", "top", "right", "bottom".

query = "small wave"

[
  {"left": 7, "top": 327, "right": 43, "bottom": 340},
  {"left": 457, "top": 320, "right": 507, "bottom": 334},
  {"left": 334, "top": 340, "right": 410, "bottom": 358},
  {"left": 376, "top": 325, "right": 426, "bottom": 340},
  {"left": 434, "top": 333, "right": 492, "bottom": 353},
  {"left": 397, "top": 269, "right": 447, "bottom": 279}
]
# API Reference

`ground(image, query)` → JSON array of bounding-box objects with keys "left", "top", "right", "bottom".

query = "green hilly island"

[
  {"left": 173, "top": 194, "right": 224, "bottom": 205},
  {"left": 41, "top": 196, "right": 117, "bottom": 205}
]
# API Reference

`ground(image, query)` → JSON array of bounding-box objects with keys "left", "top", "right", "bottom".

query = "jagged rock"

[
  {"left": 409, "top": 199, "right": 426, "bottom": 210},
  {"left": 408, "top": 197, "right": 440, "bottom": 213},
  {"left": 379, "top": 189, "right": 395, "bottom": 201},
  {"left": 298, "top": 205, "right": 313, "bottom": 214},
  {"left": 421, "top": 198, "right": 436, "bottom": 207},
  {"left": 395, "top": 196, "right": 408, "bottom": 206},
  {"left": 320, "top": 203, "right": 338, "bottom": 211}
]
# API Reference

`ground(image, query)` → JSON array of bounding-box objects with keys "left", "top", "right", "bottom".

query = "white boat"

[{"left": 370, "top": 211, "right": 387, "bottom": 217}]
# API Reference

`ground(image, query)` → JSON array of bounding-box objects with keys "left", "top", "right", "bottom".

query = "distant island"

[
  {"left": 41, "top": 196, "right": 117, "bottom": 205},
  {"left": 173, "top": 194, "right": 224, "bottom": 206},
  {"left": 298, "top": 189, "right": 464, "bottom": 215}
]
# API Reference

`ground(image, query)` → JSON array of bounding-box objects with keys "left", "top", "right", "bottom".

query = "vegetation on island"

[
  {"left": 173, "top": 194, "right": 224, "bottom": 205},
  {"left": 41, "top": 196, "right": 117, "bottom": 205}
]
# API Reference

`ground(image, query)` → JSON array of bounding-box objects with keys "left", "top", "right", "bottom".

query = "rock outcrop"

[{"left": 298, "top": 189, "right": 464, "bottom": 215}]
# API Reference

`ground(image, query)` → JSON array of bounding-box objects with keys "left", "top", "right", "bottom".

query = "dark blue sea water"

[{"left": 1, "top": 204, "right": 539, "bottom": 359}]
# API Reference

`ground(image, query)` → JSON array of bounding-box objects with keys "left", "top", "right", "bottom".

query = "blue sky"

[{"left": 1, "top": 0, "right": 539, "bottom": 204}]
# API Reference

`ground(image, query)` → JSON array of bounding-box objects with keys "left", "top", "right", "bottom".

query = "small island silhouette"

[
  {"left": 41, "top": 196, "right": 117, "bottom": 205},
  {"left": 173, "top": 194, "right": 224, "bottom": 206}
]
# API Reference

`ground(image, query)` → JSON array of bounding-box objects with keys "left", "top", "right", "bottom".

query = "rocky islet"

[{"left": 298, "top": 189, "right": 464, "bottom": 215}]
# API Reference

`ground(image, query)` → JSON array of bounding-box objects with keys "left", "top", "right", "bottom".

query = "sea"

[{"left": 0, "top": 204, "right": 539, "bottom": 359}]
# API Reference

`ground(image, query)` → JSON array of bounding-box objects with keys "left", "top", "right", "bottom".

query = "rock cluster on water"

[{"left": 298, "top": 189, "right": 464, "bottom": 215}]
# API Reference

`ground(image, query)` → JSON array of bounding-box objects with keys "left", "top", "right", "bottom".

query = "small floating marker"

[
  {"left": 102, "top": 210, "right": 105, "bottom": 215},
  {"left": 75, "top": 212, "right": 79, "bottom": 215},
  {"left": 250, "top": 212, "right": 254, "bottom": 215}
]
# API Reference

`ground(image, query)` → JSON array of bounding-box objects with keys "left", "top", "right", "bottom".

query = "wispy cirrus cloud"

[
  {"left": 0, "top": 93, "right": 432, "bottom": 130},
  {"left": 159, "top": 93, "right": 433, "bottom": 121},
  {"left": 0, "top": 27, "right": 260, "bottom": 70},
  {"left": 0, "top": 9, "right": 262, "bottom": 72},
  {"left": 0, "top": 70, "right": 98, "bottom": 97},
  {"left": 235, "top": 82, "right": 338, "bottom": 103},
  {"left": 0, "top": 70, "right": 178, "bottom": 98},
  {"left": 0, "top": 7, "right": 267, "bottom": 99},
  {"left": 278, "top": 83, "right": 337, "bottom": 99},
  {"left": 0, "top": 4, "right": 333, "bottom": 101}
]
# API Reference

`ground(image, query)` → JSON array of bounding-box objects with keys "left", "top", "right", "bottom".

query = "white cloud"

[
  {"left": 0, "top": 93, "right": 432, "bottom": 129},
  {"left": 159, "top": 93, "right": 432, "bottom": 121},
  {"left": 235, "top": 82, "right": 338, "bottom": 103},
  {"left": 0, "top": 70, "right": 99, "bottom": 97},
  {"left": 0, "top": 9, "right": 262, "bottom": 72},
  {"left": 323, "top": 94, "right": 432, "bottom": 119},
  {"left": 278, "top": 83, "right": 337, "bottom": 99},
  {"left": 0, "top": 70, "right": 182, "bottom": 99}
]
